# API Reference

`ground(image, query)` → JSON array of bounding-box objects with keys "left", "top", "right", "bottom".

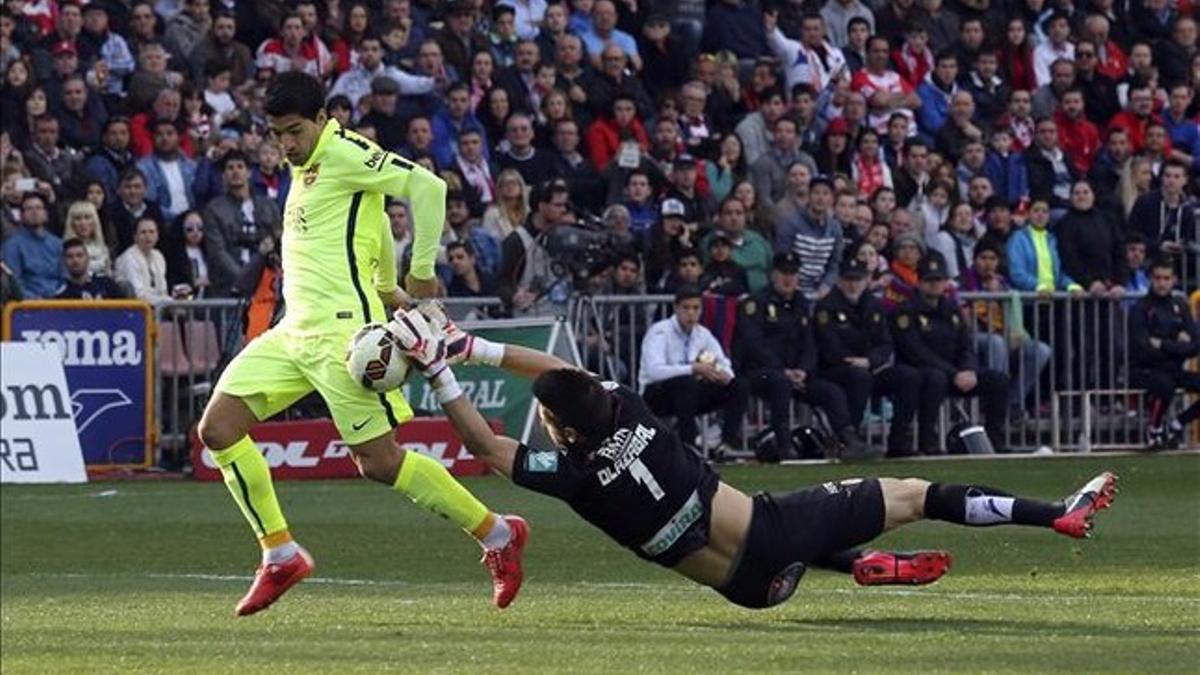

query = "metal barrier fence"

[
  {"left": 154, "top": 291, "right": 1193, "bottom": 458},
  {"left": 567, "top": 291, "right": 1198, "bottom": 453}
]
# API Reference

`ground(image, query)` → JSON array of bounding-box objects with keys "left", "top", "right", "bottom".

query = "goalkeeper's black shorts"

[{"left": 717, "top": 478, "right": 885, "bottom": 609}]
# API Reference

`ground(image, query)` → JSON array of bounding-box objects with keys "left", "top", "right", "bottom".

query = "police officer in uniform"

[
  {"left": 814, "top": 257, "right": 921, "bottom": 458},
  {"left": 1129, "top": 257, "right": 1200, "bottom": 449},
  {"left": 735, "top": 252, "right": 867, "bottom": 461},
  {"left": 893, "top": 253, "right": 1010, "bottom": 453}
]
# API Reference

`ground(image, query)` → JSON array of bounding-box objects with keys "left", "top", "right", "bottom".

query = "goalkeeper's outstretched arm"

[{"left": 439, "top": 393, "right": 520, "bottom": 479}]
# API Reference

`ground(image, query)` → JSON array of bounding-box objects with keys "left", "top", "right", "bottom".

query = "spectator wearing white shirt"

[
  {"left": 327, "top": 35, "right": 435, "bottom": 117},
  {"left": 115, "top": 217, "right": 171, "bottom": 303},
  {"left": 764, "top": 10, "right": 847, "bottom": 93},
  {"left": 639, "top": 286, "right": 750, "bottom": 453},
  {"left": 1032, "top": 12, "right": 1075, "bottom": 88}
]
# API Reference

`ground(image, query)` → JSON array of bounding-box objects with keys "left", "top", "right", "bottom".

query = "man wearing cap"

[
  {"left": 700, "top": 231, "right": 750, "bottom": 296},
  {"left": 329, "top": 35, "right": 437, "bottom": 116},
  {"left": 735, "top": 252, "right": 867, "bottom": 461},
  {"left": 815, "top": 257, "right": 921, "bottom": 458},
  {"left": 893, "top": 252, "right": 1010, "bottom": 453},
  {"left": 701, "top": 196, "right": 773, "bottom": 293},
  {"left": 666, "top": 155, "right": 713, "bottom": 227}
]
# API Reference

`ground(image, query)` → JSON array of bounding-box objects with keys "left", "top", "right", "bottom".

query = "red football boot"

[
  {"left": 235, "top": 547, "right": 315, "bottom": 616},
  {"left": 1053, "top": 472, "right": 1118, "bottom": 539},
  {"left": 852, "top": 550, "right": 953, "bottom": 586},
  {"left": 481, "top": 516, "right": 529, "bottom": 609}
]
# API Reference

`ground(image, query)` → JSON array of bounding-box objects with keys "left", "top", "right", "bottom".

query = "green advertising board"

[{"left": 399, "top": 318, "right": 578, "bottom": 443}]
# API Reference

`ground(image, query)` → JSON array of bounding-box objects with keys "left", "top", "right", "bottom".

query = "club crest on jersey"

[{"left": 303, "top": 163, "right": 321, "bottom": 186}]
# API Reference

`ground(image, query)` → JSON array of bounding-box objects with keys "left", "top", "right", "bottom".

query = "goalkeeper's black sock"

[
  {"left": 811, "top": 549, "right": 863, "bottom": 574},
  {"left": 923, "top": 483, "right": 1065, "bottom": 527}
]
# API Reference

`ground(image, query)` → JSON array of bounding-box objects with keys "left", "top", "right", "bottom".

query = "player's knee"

[
  {"left": 879, "top": 477, "right": 931, "bottom": 530},
  {"left": 197, "top": 410, "right": 233, "bottom": 451},
  {"left": 354, "top": 444, "right": 404, "bottom": 485}
]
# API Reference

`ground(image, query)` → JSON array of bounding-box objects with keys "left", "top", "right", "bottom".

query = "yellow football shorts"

[{"left": 214, "top": 327, "right": 413, "bottom": 446}]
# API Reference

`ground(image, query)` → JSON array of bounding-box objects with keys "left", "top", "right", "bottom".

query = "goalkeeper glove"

[
  {"left": 389, "top": 309, "right": 461, "bottom": 402},
  {"left": 413, "top": 300, "right": 504, "bottom": 367}
]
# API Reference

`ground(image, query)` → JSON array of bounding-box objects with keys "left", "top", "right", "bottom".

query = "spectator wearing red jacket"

[
  {"left": 1082, "top": 14, "right": 1129, "bottom": 82},
  {"left": 1054, "top": 89, "right": 1102, "bottom": 174},
  {"left": 1107, "top": 84, "right": 1157, "bottom": 154},
  {"left": 128, "top": 88, "right": 196, "bottom": 159},
  {"left": 585, "top": 94, "right": 649, "bottom": 171}
]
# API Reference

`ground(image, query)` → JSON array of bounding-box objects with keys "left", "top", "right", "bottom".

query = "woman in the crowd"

[
  {"left": 481, "top": 86, "right": 512, "bottom": 154},
  {"left": 870, "top": 186, "right": 897, "bottom": 222},
  {"left": 61, "top": 201, "right": 112, "bottom": 276},
  {"left": 706, "top": 134, "right": 748, "bottom": 204},
  {"left": 83, "top": 180, "right": 107, "bottom": 213},
  {"left": 854, "top": 238, "right": 891, "bottom": 294},
  {"left": 1117, "top": 156, "right": 1154, "bottom": 218},
  {"left": 163, "top": 210, "right": 213, "bottom": 298},
  {"left": 929, "top": 202, "right": 980, "bottom": 283},
  {"left": 469, "top": 50, "right": 496, "bottom": 114},
  {"left": 1, "top": 61, "right": 35, "bottom": 148},
  {"left": 330, "top": 1, "right": 372, "bottom": 73},
  {"left": 851, "top": 129, "right": 893, "bottom": 199},
  {"left": 481, "top": 169, "right": 529, "bottom": 242},
  {"left": 998, "top": 17, "right": 1036, "bottom": 92},
  {"left": 815, "top": 118, "right": 853, "bottom": 177},
  {"left": 114, "top": 217, "right": 171, "bottom": 303},
  {"left": 536, "top": 89, "right": 574, "bottom": 148}
]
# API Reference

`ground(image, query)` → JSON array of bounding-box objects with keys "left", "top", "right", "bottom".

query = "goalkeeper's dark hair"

[
  {"left": 533, "top": 369, "right": 613, "bottom": 446},
  {"left": 265, "top": 72, "right": 326, "bottom": 120}
]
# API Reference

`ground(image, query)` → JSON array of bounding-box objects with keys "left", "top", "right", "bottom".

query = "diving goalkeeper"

[
  {"left": 389, "top": 307, "right": 1117, "bottom": 609},
  {"left": 197, "top": 72, "right": 526, "bottom": 617}
]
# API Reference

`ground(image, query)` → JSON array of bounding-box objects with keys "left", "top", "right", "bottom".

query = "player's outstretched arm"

[{"left": 440, "top": 394, "right": 519, "bottom": 479}]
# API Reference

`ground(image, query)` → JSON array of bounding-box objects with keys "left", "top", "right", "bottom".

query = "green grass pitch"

[{"left": 2, "top": 454, "right": 1198, "bottom": 674}]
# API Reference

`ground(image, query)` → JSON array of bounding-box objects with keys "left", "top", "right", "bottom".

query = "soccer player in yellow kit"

[{"left": 197, "top": 72, "right": 527, "bottom": 616}]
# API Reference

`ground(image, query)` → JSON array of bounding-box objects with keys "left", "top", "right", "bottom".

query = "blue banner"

[{"left": 5, "top": 302, "right": 152, "bottom": 466}]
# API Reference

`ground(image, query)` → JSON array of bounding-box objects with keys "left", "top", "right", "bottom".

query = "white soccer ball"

[{"left": 345, "top": 323, "right": 410, "bottom": 392}]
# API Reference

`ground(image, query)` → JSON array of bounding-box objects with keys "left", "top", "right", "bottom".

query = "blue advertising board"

[{"left": 3, "top": 301, "right": 154, "bottom": 467}]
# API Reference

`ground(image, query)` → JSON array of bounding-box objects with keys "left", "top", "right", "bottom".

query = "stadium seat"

[
  {"left": 184, "top": 320, "right": 222, "bottom": 374},
  {"left": 157, "top": 321, "right": 194, "bottom": 378}
]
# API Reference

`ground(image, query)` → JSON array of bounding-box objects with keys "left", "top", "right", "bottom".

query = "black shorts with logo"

[{"left": 717, "top": 478, "right": 886, "bottom": 609}]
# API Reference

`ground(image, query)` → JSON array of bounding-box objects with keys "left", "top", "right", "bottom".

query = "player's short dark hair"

[
  {"left": 265, "top": 71, "right": 326, "bottom": 119},
  {"left": 674, "top": 284, "right": 702, "bottom": 305},
  {"left": 532, "top": 369, "right": 613, "bottom": 446},
  {"left": 62, "top": 237, "right": 86, "bottom": 253}
]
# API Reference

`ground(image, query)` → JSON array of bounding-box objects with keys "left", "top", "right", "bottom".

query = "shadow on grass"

[{"left": 672, "top": 617, "right": 1200, "bottom": 639}]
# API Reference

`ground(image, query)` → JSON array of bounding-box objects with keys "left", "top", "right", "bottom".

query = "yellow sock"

[
  {"left": 393, "top": 450, "right": 492, "bottom": 537},
  {"left": 210, "top": 435, "right": 289, "bottom": 542}
]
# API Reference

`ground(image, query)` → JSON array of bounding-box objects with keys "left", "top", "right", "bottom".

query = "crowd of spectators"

[{"left": 0, "top": 0, "right": 1197, "bottom": 454}]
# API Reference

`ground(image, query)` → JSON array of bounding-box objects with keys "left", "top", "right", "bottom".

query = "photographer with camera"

[
  {"left": 202, "top": 150, "right": 281, "bottom": 297},
  {"left": 498, "top": 181, "right": 569, "bottom": 315}
]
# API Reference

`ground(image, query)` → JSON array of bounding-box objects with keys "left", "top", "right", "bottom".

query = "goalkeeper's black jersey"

[{"left": 511, "top": 382, "right": 720, "bottom": 567}]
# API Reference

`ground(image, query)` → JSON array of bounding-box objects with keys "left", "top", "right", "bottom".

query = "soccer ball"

[{"left": 345, "top": 323, "right": 410, "bottom": 392}]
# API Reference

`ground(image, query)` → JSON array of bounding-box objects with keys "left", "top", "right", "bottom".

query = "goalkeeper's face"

[
  {"left": 268, "top": 109, "right": 327, "bottom": 167},
  {"left": 537, "top": 403, "right": 578, "bottom": 449}
]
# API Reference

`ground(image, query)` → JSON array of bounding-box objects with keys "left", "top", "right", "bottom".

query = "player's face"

[
  {"left": 268, "top": 110, "right": 328, "bottom": 166},
  {"left": 1151, "top": 267, "right": 1176, "bottom": 296},
  {"left": 538, "top": 404, "right": 576, "bottom": 447}
]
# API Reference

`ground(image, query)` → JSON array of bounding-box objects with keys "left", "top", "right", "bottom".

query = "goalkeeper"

[
  {"left": 390, "top": 306, "right": 1118, "bottom": 609},
  {"left": 197, "top": 72, "right": 526, "bottom": 617}
]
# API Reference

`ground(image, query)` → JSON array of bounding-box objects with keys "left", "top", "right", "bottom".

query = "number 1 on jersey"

[{"left": 629, "top": 458, "right": 665, "bottom": 501}]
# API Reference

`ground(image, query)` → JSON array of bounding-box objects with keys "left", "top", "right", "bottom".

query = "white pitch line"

[{"left": 14, "top": 572, "right": 1197, "bottom": 606}]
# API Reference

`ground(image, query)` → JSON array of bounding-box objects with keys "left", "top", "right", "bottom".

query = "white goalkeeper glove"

[
  {"left": 389, "top": 309, "right": 461, "bottom": 402},
  {"left": 413, "top": 300, "right": 505, "bottom": 367}
]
